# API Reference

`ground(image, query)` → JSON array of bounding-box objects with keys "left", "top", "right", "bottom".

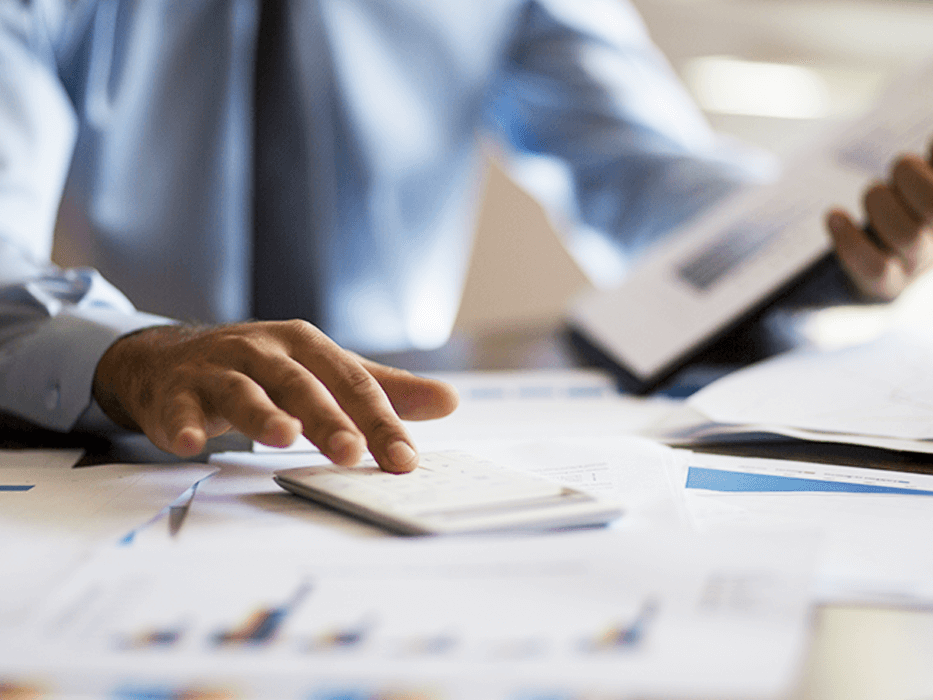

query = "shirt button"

[{"left": 45, "top": 383, "right": 61, "bottom": 411}]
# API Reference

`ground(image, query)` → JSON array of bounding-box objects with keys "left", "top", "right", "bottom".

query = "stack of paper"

[
  {"left": 672, "top": 450, "right": 933, "bottom": 605},
  {"left": 646, "top": 329, "right": 933, "bottom": 455},
  {"left": 637, "top": 337, "right": 933, "bottom": 607},
  {"left": 9, "top": 364, "right": 933, "bottom": 697}
]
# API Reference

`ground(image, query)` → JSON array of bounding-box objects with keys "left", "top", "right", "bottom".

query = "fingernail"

[
  {"left": 328, "top": 430, "right": 362, "bottom": 464},
  {"left": 827, "top": 212, "right": 845, "bottom": 233},
  {"left": 386, "top": 440, "right": 417, "bottom": 471}
]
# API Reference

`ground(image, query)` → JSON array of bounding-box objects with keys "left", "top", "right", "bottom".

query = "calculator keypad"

[{"left": 286, "top": 451, "right": 564, "bottom": 514}]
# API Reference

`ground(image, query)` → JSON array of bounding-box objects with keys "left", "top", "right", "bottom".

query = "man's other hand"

[
  {"left": 827, "top": 141, "right": 933, "bottom": 300},
  {"left": 92, "top": 321, "right": 459, "bottom": 472}
]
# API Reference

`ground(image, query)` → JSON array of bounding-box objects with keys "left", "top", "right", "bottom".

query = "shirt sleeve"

[
  {"left": 484, "top": 0, "right": 779, "bottom": 287},
  {"left": 0, "top": 4, "right": 172, "bottom": 433}
]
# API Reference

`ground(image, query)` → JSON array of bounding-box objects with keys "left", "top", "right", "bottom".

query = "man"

[{"left": 1, "top": 0, "right": 931, "bottom": 472}]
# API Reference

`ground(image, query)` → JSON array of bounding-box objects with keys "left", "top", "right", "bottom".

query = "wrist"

[{"left": 92, "top": 325, "right": 176, "bottom": 432}]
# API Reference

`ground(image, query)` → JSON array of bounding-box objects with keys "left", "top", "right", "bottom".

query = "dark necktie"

[{"left": 252, "top": 0, "right": 333, "bottom": 323}]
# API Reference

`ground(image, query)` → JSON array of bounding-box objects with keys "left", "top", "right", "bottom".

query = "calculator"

[{"left": 273, "top": 451, "right": 623, "bottom": 535}]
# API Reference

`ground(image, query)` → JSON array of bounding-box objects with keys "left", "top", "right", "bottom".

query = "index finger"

[
  {"left": 353, "top": 355, "right": 460, "bottom": 421},
  {"left": 285, "top": 322, "right": 419, "bottom": 474}
]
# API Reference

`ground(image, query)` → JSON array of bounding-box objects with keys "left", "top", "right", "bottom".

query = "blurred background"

[{"left": 454, "top": 0, "right": 933, "bottom": 339}]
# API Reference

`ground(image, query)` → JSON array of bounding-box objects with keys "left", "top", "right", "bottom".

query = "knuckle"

[
  {"left": 211, "top": 333, "right": 262, "bottom": 361},
  {"left": 364, "top": 414, "right": 403, "bottom": 443},
  {"left": 265, "top": 367, "right": 312, "bottom": 405},
  {"left": 303, "top": 419, "right": 345, "bottom": 444},
  {"left": 285, "top": 318, "right": 316, "bottom": 332},
  {"left": 338, "top": 363, "right": 383, "bottom": 401},
  {"left": 211, "top": 370, "right": 251, "bottom": 403},
  {"left": 282, "top": 318, "right": 321, "bottom": 343},
  {"left": 274, "top": 319, "right": 334, "bottom": 358}
]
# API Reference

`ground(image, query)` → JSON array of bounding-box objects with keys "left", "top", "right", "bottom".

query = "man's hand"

[
  {"left": 827, "top": 142, "right": 933, "bottom": 300},
  {"left": 92, "top": 321, "right": 459, "bottom": 472}
]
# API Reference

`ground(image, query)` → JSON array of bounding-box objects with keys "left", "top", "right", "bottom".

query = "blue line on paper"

[
  {"left": 685, "top": 467, "right": 933, "bottom": 496},
  {"left": 0, "top": 485, "right": 34, "bottom": 492}
]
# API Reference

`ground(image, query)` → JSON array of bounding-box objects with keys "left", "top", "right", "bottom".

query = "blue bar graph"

[
  {"left": 0, "top": 485, "right": 34, "bottom": 492},
  {"left": 585, "top": 600, "right": 657, "bottom": 652},
  {"left": 213, "top": 582, "right": 310, "bottom": 647},
  {"left": 686, "top": 467, "right": 933, "bottom": 495},
  {"left": 121, "top": 625, "right": 186, "bottom": 650},
  {"left": 309, "top": 620, "right": 372, "bottom": 651}
]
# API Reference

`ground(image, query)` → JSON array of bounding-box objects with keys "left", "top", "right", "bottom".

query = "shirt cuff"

[{"left": 0, "top": 307, "right": 173, "bottom": 432}]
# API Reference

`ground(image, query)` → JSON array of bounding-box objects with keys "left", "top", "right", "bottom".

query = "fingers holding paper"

[
  {"left": 92, "top": 321, "right": 459, "bottom": 472},
  {"left": 827, "top": 142, "right": 933, "bottom": 300}
]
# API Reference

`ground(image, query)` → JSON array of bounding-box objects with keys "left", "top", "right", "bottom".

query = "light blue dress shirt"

[{"left": 0, "top": 0, "right": 773, "bottom": 432}]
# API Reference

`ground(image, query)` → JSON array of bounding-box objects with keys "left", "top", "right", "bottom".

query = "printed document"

[
  {"left": 2, "top": 529, "right": 817, "bottom": 700},
  {"left": 570, "top": 55, "right": 933, "bottom": 390}
]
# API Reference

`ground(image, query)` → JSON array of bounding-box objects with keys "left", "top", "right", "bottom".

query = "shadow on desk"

[
  {"left": 0, "top": 411, "right": 250, "bottom": 466},
  {"left": 686, "top": 440, "right": 933, "bottom": 475}
]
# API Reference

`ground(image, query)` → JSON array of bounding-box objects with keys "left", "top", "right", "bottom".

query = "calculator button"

[{"left": 273, "top": 450, "right": 621, "bottom": 534}]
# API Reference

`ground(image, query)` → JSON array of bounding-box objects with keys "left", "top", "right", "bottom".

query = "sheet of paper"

[
  {"left": 569, "top": 55, "right": 933, "bottom": 389},
  {"left": 644, "top": 402, "right": 933, "bottom": 455},
  {"left": 433, "top": 436, "right": 692, "bottom": 531},
  {"left": 684, "top": 452, "right": 933, "bottom": 495},
  {"left": 143, "top": 436, "right": 690, "bottom": 547},
  {"left": 257, "top": 369, "right": 677, "bottom": 452},
  {"left": 0, "top": 461, "right": 219, "bottom": 541},
  {"left": 1, "top": 529, "right": 817, "bottom": 700},
  {"left": 0, "top": 461, "right": 216, "bottom": 627},
  {"left": 0, "top": 448, "right": 84, "bottom": 471},
  {"left": 406, "top": 394, "right": 679, "bottom": 445},
  {"left": 421, "top": 368, "right": 620, "bottom": 400},
  {"left": 147, "top": 450, "right": 392, "bottom": 544},
  {"left": 678, "top": 451, "right": 933, "bottom": 605},
  {"left": 687, "top": 329, "right": 933, "bottom": 442}
]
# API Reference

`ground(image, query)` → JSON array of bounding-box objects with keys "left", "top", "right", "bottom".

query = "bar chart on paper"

[
  {"left": 685, "top": 453, "right": 933, "bottom": 494},
  {"left": 3, "top": 531, "right": 815, "bottom": 700},
  {"left": 37, "top": 555, "right": 659, "bottom": 665},
  {"left": 212, "top": 582, "right": 311, "bottom": 648}
]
